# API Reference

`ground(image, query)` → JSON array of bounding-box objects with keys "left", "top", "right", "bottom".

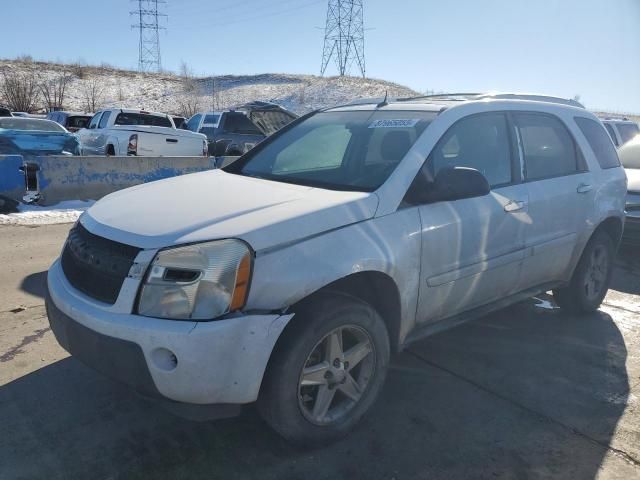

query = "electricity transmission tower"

[
  {"left": 320, "top": 0, "right": 366, "bottom": 78},
  {"left": 131, "top": 0, "right": 167, "bottom": 73}
]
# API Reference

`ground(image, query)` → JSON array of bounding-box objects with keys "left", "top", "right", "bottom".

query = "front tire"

[
  {"left": 553, "top": 230, "right": 615, "bottom": 313},
  {"left": 258, "top": 294, "right": 390, "bottom": 446}
]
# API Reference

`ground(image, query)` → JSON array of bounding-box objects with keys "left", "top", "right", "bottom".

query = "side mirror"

[
  {"left": 406, "top": 166, "right": 490, "bottom": 204},
  {"left": 431, "top": 166, "right": 490, "bottom": 202}
]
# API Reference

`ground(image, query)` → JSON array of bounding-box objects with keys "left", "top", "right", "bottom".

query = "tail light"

[
  {"left": 203, "top": 140, "right": 208, "bottom": 157},
  {"left": 127, "top": 134, "right": 138, "bottom": 155}
]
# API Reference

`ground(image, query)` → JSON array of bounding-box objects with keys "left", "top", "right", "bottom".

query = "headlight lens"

[{"left": 137, "top": 239, "right": 252, "bottom": 320}]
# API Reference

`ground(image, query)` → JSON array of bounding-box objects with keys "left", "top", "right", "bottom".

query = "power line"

[
  {"left": 320, "top": 0, "right": 366, "bottom": 78},
  {"left": 131, "top": 0, "right": 167, "bottom": 73}
]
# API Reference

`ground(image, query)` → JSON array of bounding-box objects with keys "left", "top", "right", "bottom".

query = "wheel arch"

[
  {"left": 593, "top": 216, "right": 624, "bottom": 246},
  {"left": 286, "top": 271, "right": 403, "bottom": 353}
]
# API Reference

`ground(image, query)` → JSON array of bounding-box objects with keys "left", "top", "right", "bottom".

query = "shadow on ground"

[
  {"left": 0, "top": 296, "right": 631, "bottom": 479},
  {"left": 19, "top": 271, "right": 47, "bottom": 300}
]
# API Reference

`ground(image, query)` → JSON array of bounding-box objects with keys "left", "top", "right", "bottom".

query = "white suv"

[{"left": 46, "top": 93, "right": 626, "bottom": 445}]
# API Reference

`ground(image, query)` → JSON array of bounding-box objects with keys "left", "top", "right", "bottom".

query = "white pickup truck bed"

[{"left": 77, "top": 109, "right": 208, "bottom": 157}]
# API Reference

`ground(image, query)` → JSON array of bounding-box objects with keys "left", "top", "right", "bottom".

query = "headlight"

[{"left": 137, "top": 239, "right": 252, "bottom": 320}]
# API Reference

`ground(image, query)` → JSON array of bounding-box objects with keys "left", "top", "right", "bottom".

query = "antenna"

[
  {"left": 320, "top": 0, "right": 366, "bottom": 78},
  {"left": 131, "top": 0, "right": 167, "bottom": 73}
]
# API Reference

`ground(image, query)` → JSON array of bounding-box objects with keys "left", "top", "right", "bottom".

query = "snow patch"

[{"left": 0, "top": 201, "right": 94, "bottom": 226}]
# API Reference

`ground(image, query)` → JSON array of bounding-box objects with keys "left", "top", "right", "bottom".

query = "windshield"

[
  {"left": 0, "top": 118, "right": 66, "bottom": 132},
  {"left": 114, "top": 112, "right": 172, "bottom": 127},
  {"left": 227, "top": 110, "right": 436, "bottom": 191}
]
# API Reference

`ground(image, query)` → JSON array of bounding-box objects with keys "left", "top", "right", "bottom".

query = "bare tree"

[
  {"left": 40, "top": 71, "right": 71, "bottom": 112},
  {"left": 81, "top": 77, "right": 104, "bottom": 113},
  {"left": 0, "top": 69, "right": 40, "bottom": 112},
  {"left": 176, "top": 61, "right": 201, "bottom": 117}
]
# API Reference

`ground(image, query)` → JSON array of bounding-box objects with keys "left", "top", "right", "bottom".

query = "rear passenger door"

[{"left": 514, "top": 112, "right": 593, "bottom": 288}]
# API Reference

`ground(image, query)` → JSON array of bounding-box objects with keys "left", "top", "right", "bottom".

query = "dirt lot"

[{"left": 1, "top": 224, "right": 639, "bottom": 480}]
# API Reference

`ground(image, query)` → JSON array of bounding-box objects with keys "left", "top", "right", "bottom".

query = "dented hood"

[{"left": 82, "top": 169, "right": 378, "bottom": 251}]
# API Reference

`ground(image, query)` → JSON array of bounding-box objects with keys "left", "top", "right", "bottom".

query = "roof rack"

[
  {"left": 396, "top": 93, "right": 483, "bottom": 102},
  {"left": 336, "top": 92, "right": 585, "bottom": 110},
  {"left": 474, "top": 93, "right": 585, "bottom": 109}
]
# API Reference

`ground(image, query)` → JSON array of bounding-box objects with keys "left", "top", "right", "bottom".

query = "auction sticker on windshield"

[{"left": 369, "top": 119, "right": 420, "bottom": 128}]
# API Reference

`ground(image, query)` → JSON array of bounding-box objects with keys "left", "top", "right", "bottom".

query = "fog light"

[{"left": 151, "top": 348, "right": 178, "bottom": 371}]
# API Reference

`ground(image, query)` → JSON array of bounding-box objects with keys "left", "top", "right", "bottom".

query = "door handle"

[
  {"left": 504, "top": 200, "right": 526, "bottom": 213},
  {"left": 577, "top": 183, "right": 592, "bottom": 194}
]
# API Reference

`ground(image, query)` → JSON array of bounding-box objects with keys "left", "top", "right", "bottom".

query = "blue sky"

[{"left": 2, "top": 0, "right": 639, "bottom": 112}]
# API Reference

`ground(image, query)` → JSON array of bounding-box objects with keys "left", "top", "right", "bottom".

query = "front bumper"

[{"left": 47, "top": 259, "right": 293, "bottom": 405}]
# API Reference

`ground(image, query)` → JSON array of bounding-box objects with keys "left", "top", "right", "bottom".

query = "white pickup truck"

[{"left": 77, "top": 109, "right": 208, "bottom": 157}]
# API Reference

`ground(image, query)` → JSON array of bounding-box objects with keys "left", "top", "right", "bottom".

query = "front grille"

[{"left": 61, "top": 223, "right": 141, "bottom": 304}]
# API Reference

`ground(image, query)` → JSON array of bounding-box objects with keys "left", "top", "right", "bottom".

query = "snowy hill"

[{"left": 0, "top": 59, "right": 419, "bottom": 115}]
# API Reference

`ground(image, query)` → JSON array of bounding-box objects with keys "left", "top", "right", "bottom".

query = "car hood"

[
  {"left": 81, "top": 169, "right": 379, "bottom": 251},
  {"left": 626, "top": 168, "right": 640, "bottom": 193}
]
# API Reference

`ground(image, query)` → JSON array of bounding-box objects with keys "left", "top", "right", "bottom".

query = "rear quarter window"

[{"left": 574, "top": 117, "right": 620, "bottom": 169}]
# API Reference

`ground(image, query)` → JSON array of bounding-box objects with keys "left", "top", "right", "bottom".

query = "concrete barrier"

[
  {"left": 0, "top": 155, "right": 26, "bottom": 202},
  {"left": 0, "top": 155, "right": 240, "bottom": 206}
]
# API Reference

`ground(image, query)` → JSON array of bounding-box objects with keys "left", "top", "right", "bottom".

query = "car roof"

[
  {"left": 325, "top": 92, "right": 586, "bottom": 113},
  {"left": 0, "top": 117, "right": 68, "bottom": 131},
  {"left": 600, "top": 117, "right": 637, "bottom": 124},
  {"left": 106, "top": 108, "right": 169, "bottom": 117}
]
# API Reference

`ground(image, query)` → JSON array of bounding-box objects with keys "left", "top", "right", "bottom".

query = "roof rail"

[
  {"left": 475, "top": 93, "right": 585, "bottom": 109},
  {"left": 341, "top": 97, "right": 397, "bottom": 106},
  {"left": 396, "top": 93, "right": 483, "bottom": 102}
]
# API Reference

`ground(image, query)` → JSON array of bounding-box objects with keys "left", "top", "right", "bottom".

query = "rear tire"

[
  {"left": 258, "top": 294, "right": 390, "bottom": 446},
  {"left": 553, "top": 230, "right": 615, "bottom": 313},
  {"left": 106, "top": 145, "right": 115, "bottom": 156}
]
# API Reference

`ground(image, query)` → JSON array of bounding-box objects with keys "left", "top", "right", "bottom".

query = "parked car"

[
  {"left": 46, "top": 111, "right": 93, "bottom": 133},
  {"left": 77, "top": 108, "right": 208, "bottom": 157},
  {"left": 618, "top": 136, "right": 640, "bottom": 244},
  {"left": 186, "top": 102, "right": 297, "bottom": 156},
  {"left": 0, "top": 117, "right": 79, "bottom": 155},
  {"left": 0, "top": 106, "right": 12, "bottom": 117},
  {"left": 46, "top": 93, "right": 626, "bottom": 445},
  {"left": 601, "top": 117, "right": 640, "bottom": 147}
]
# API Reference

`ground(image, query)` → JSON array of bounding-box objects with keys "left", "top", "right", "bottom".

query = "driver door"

[{"left": 414, "top": 112, "right": 529, "bottom": 324}]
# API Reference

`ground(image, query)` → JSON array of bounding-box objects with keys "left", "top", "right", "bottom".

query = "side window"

[
  {"left": 603, "top": 123, "right": 619, "bottom": 147},
  {"left": 203, "top": 114, "right": 220, "bottom": 125},
  {"left": 98, "top": 111, "right": 111, "bottom": 129},
  {"left": 224, "top": 112, "right": 262, "bottom": 135},
  {"left": 186, "top": 114, "right": 201, "bottom": 132},
  {"left": 429, "top": 113, "right": 512, "bottom": 188},
  {"left": 574, "top": 117, "right": 620, "bottom": 169},
  {"left": 88, "top": 112, "right": 102, "bottom": 129},
  {"left": 514, "top": 113, "right": 579, "bottom": 181}
]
